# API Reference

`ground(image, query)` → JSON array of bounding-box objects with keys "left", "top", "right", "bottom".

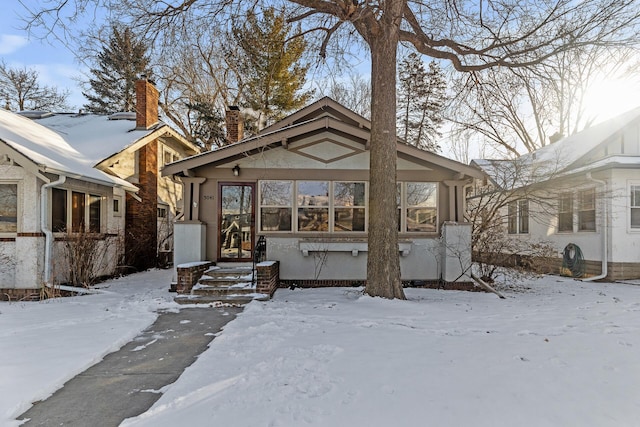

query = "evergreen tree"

[
  {"left": 397, "top": 53, "right": 446, "bottom": 152},
  {"left": 83, "top": 26, "right": 151, "bottom": 114},
  {"left": 231, "top": 7, "right": 313, "bottom": 130}
]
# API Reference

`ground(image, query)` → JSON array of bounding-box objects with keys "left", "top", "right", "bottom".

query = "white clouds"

[{"left": 0, "top": 34, "right": 29, "bottom": 55}]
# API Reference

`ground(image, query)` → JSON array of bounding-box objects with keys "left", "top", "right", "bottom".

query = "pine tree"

[
  {"left": 231, "top": 7, "right": 313, "bottom": 130},
  {"left": 83, "top": 26, "right": 151, "bottom": 114},
  {"left": 397, "top": 53, "right": 446, "bottom": 152}
]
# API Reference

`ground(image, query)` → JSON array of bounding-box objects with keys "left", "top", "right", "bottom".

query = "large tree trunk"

[{"left": 365, "top": 19, "right": 406, "bottom": 300}]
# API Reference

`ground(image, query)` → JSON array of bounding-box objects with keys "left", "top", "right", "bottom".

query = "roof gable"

[
  {"left": 163, "top": 98, "right": 482, "bottom": 179},
  {"left": 0, "top": 109, "right": 135, "bottom": 189},
  {"left": 31, "top": 113, "right": 198, "bottom": 167}
]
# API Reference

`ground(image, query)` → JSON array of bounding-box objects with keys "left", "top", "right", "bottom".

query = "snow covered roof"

[
  {"left": 31, "top": 112, "right": 175, "bottom": 166},
  {"left": 0, "top": 109, "right": 136, "bottom": 189},
  {"left": 472, "top": 106, "right": 640, "bottom": 189},
  {"left": 521, "top": 106, "right": 640, "bottom": 170}
]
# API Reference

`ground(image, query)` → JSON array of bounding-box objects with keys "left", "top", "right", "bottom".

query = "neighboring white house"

[
  {"left": 163, "top": 97, "right": 484, "bottom": 287},
  {"left": 0, "top": 79, "right": 199, "bottom": 299},
  {"left": 0, "top": 109, "right": 137, "bottom": 299},
  {"left": 472, "top": 106, "right": 640, "bottom": 280},
  {"left": 23, "top": 79, "right": 200, "bottom": 270}
]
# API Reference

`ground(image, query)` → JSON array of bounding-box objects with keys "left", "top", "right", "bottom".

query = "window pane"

[
  {"left": 406, "top": 207, "right": 437, "bottom": 232},
  {"left": 406, "top": 183, "right": 437, "bottom": 207},
  {"left": 260, "top": 181, "right": 292, "bottom": 206},
  {"left": 559, "top": 212, "right": 573, "bottom": 232},
  {"left": 335, "top": 208, "right": 365, "bottom": 232},
  {"left": 632, "top": 186, "right": 640, "bottom": 207},
  {"left": 558, "top": 194, "right": 573, "bottom": 232},
  {"left": 89, "top": 195, "right": 101, "bottom": 233},
  {"left": 0, "top": 184, "right": 17, "bottom": 232},
  {"left": 298, "top": 208, "right": 328, "bottom": 231},
  {"left": 631, "top": 208, "right": 640, "bottom": 228},
  {"left": 334, "top": 182, "right": 365, "bottom": 207},
  {"left": 261, "top": 207, "right": 292, "bottom": 231},
  {"left": 519, "top": 200, "right": 529, "bottom": 234},
  {"left": 72, "top": 192, "right": 85, "bottom": 232},
  {"left": 297, "top": 181, "right": 329, "bottom": 206},
  {"left": 507, "top": 201, "right": 517, "bottom": 234},
  {"left": 52, "top": 188, "right": 67, "bottom": 232}
]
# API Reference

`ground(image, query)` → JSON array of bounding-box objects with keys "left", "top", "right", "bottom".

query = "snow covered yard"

[
  {"left": 0, "top": 269, "right": 180, "bottom": 426},
  {"left": 3, "top": 270, "right": 640, "bottom": 426},
  {"left": 124, "top": 275, "right": 640, "bottom": 427}
]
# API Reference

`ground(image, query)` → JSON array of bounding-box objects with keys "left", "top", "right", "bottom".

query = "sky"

[
  {"left": 1, "top": 0, "right": 640, "bottom": 157},
  {"left": 3, "top": 268, "right": 640, "bottom": 426},
  {"left": 0, "top": 1, "right": 88, "bottom": 110}
]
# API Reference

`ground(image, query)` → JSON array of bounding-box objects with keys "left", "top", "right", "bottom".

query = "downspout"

[
  {"left": 582, "top": 172, "right": 607, "bottom": 281},
  {"left": 41, "top": 175, "right": 66, "bottom": 287}
]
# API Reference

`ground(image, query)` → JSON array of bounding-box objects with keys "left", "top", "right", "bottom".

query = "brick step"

[
  {"left": 203, "top": 267, "right": 254, "bottom": 279},
  {"left": 174, "top": 293, "right": 268, "bottom": 305},
  {"left": 193, "top": 284, "right": 256, "bottom": 297}
]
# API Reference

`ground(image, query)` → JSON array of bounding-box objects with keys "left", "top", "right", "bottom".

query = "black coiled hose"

[{"left": 562, "top": 243, "right": 585, "bottom": 278}]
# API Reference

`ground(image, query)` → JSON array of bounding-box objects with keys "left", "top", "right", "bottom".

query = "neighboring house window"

[
  {"left": 508, "top": 199, "right": 529, "bottom": 234},
  {"left": 259, "top": 180, "right": 293, "bottom": 232},
  {"left": 297, "top": 181, "right": 329, "bottom": 232},
  {"left": 52, "top": 188, "right": 67, "bottom": 232},
  {"left": 631, "top": 185, "right": 640, "bottom": 228},
  {"left": 52, "top": 188, "right": 102, "bottom": 233},
  {"left": 163, "top": 149, "right": 180, "bottom": 165},
  {"left": 334, "top": 182, "right": 366, "bottom": 232},
  {"left": 405, "top": 182, "right": 437, "bottom": 232},
  {"left": 157, "top": 206, "right": 167, "bottom": 218},
  {"left": 113, "top": 196, "right": 122, "bottom": 217},
  {"left": 578, "top": 188, "right": 596, "bottom": 231},
  {"left": 558, "top": 192, "right": 573, "bottom": 232},
  {"left": 0, "top": 183, "right": 18, "bottom": 233}
]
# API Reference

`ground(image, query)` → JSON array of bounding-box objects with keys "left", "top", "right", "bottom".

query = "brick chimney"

[
  {"left": 225, "top": 106, "right": 244, "bottom": 144},
  {"left": 136, "top": 77, "right": 159, "bottom": 130}
]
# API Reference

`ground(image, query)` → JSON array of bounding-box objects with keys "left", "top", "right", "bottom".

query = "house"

[
  {"left": 471, "top": 106, "right": 640, "bottom": 280},
  {"left": 162, "top": 97, "right": 484, "bottom": 289},
  {"left": 0, "top": 109, "right": 137, "bottom": 299},
  {"left": 0, "top": 79, "right": 199, "bottom": 299},
  {"left": 24, "top": 79, "right": 200, "bottom": 270}
]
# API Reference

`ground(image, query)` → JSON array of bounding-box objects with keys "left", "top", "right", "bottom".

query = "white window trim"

[
  {"left": 628, "top": 181, "right": 640, "bottom": 232},
  {"left": 507, "top": 199, "right": 529, "bottom": 235},
  {"left": 577, "top": 187, "right": 597, "bottom": 233},
  {"left": 113, "top": 195, "right": 123, "bottom": 217},
  {"left": 0, "top": 180, "right": 20, "bottom": 236},
  {"left": 50, "top": 187, "right": 105, "bottom": 234},
  {"left": 557, "top": 192, "right": 574, "bottom": 234}
]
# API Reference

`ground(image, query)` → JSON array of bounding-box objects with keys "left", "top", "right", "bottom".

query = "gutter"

[
  {"left": 41, "top": 174, "right": 66, "bottom": 286},
  {"left": 582, "top": 172, "right": 608, "bottom": 281}
]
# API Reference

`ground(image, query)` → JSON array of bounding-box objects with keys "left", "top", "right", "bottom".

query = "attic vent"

[
  {"left": 17, "top": 111, "right": 53, "bottom": 119},
  {"left": 108, "top": 112, "right": 137, "bottom": 121}
]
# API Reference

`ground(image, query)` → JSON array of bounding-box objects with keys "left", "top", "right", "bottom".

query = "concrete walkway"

[{"left": 17, "top": 307, "right": 242, "bottom": 426}]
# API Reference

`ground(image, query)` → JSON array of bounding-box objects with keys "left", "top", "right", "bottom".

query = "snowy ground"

[{"left": 3, "top": 270, "right": 640, "bottom": 426}]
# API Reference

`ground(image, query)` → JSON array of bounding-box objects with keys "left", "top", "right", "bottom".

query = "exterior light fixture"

[{"left": 232, "top": 164, "right": 240, "bottom": 176}]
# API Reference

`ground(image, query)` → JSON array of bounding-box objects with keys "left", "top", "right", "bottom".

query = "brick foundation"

[
  {"left": 278, "top": 278, "right": 483, "bottom": 293},
  {"left": 176, "top": 261, "right": 215, "bottom": 294},
  {"left": 256, "top": 261, "right": 279, "bottom": 297},
  {"left": 0, "top": 288, "right": 40, "bottom": 301}
]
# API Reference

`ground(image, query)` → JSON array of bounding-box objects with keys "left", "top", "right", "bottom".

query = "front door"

[{"left": 218, "top": 183, "right": 255, "bottom": 261}]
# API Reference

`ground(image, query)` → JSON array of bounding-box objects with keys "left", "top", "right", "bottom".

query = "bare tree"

[
  {"left": 25, "top": 0, "right": 640, "bottom": 299},
  {"left": 315, "top": 74, "right": 371, "bottom": 119},
  {"left": 0, "top": 61, "right": 71, "bottom": 111},
  {"left": 448, "top": 45, "right": 640, "bottom": 157}
]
